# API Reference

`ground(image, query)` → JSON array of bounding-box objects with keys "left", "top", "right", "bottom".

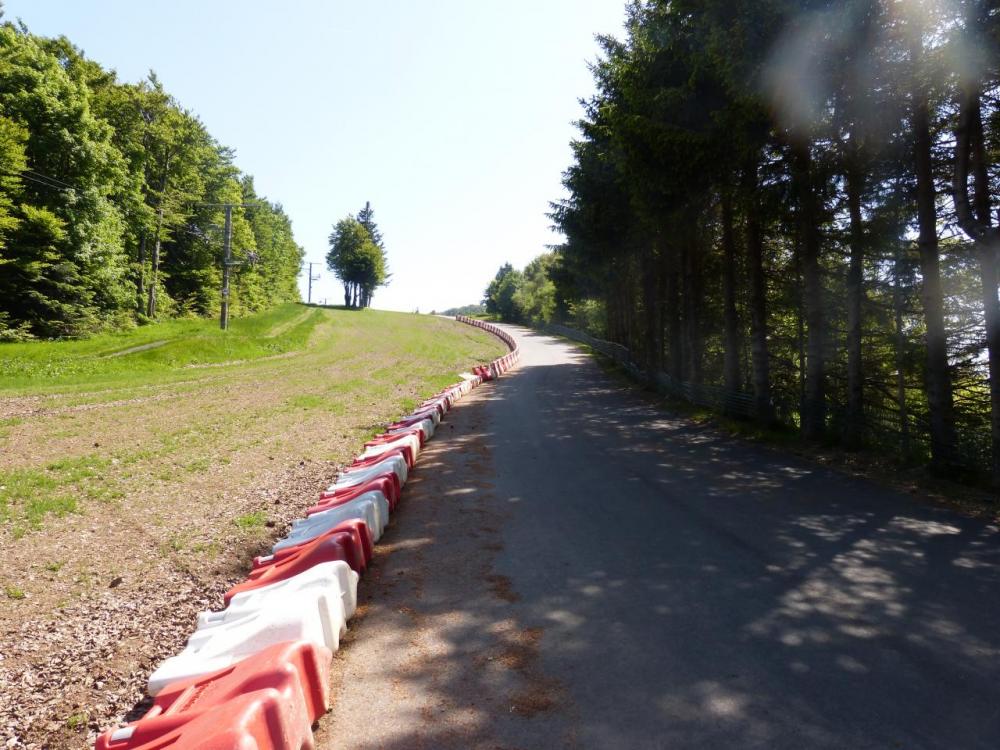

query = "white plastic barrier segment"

[
  {"left": 422, "top": 395, "right": 452, "bottom": 413},
  {"left": 408, "top": 406, "right": 442, "bottom": 426},
  {"left": 221, "top": 560, "right": 359, "bottom": 621},
  {"left": 361, "top": 433, "right": 421, "bottom": 463},
  {"left": 147, "top": 561, "right": 356, "bottom": 696},
  {"left": 274, "top": 491, "right": 389, "bottom": 552},
  {"left": 388, "top": 417, "right": 434, "bottom": 442},
  {"left": 332, "top": 453, "right": 408, "bottom": 490}
]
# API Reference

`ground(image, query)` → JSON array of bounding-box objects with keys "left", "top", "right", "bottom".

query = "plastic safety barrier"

[
  {"left": 225, "top": 527, "right": 370, "bottom": 605},
  {"left": 387, "top": 416, "right": 435, "bottom": 442},
  {"left": 256, "top": 519, "right": 373, "bottom": 572},
  {"left": 419, "top": 396, "right": 450, "bottom": 416},
  {"left": 148, "top": 562, "right": 355, "bottom": 696},
  {"left": 313, "top": 475, "right": 398, "bottom": 514},
  {"left": 232, "top": 559, "right": 359, "bottom": 620},
  {"left": 274, "top": 491, "right": 389, "bottom": 551},
  {"left": 98, "top": 641, "right": 330, "bottom": 750},
  {"left": 399, "top": 405, "right": 442, "bottom": 426},
  {"left": 361, "top": 432, "right": 421, "bottom": 464},
  {"left": 368, "top": 423, "right": 425, "bottom": 448},
  {"left": 336, "top": 451, "right": 408, "bottom": 488}
]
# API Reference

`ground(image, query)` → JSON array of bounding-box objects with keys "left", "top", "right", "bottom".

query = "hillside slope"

[{"left": 0, "top": 304, "right": 505, "bottom": 748}]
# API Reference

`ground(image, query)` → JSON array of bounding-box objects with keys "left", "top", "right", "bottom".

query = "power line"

[
  {"left": 23, "top": 169, "right": 75, "bottom": 190},
  {"left": 1, "top": 169, "right": 76, "bottom": 192}
]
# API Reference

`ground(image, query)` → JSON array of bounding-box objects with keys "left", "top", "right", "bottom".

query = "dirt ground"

[{"left": 0, "top": 315, "right": 503, "bottom": 749}]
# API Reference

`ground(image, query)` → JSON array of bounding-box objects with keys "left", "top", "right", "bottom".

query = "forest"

[
  {"left": 489, "top": 0, "right": 1000, "bottom": 487},
  {"left": 0, "top": 11, "right": 303, "bottom": 340}
]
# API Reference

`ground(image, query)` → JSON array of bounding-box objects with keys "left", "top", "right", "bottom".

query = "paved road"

[{"left": 320, "top": 325, "right": 1000, "bottom": 749}]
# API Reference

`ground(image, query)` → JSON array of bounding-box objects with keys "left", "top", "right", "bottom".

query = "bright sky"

[{"left": 9, "top": 0, "right": 625, "bottom": 312}]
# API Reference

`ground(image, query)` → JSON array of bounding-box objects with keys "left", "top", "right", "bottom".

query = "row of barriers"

[{"left": 93, "top": 318, "right": 519, "bottom": 750}]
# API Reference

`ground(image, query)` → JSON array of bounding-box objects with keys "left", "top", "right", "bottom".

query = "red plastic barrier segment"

[
  {"left": 405, "top": 403, "right": 443, "bottom": 420},
  {"left": 94, "top": 640, "right": 330, "bottom": 750},
  {"left": 225, "top": 530, "right": 368, "bottom": 605},
  {"left": 349, "top": 447, "right": 409, "bottom": 471},
  {"left": 313, "top": 475, "right": 399, "bottom": 513},
  {"left": 354, "top": 442, "right": 415, "bottom": 469},
  {"left": 389, "top": 411, "right": 436, "bottom": 430},
  {"left": 256, "top": 528, "right": 370, "bottom": 573},
  {"left": 318, "top": 471, "right": 400, "bottom": 515},
  {"left": 255, "top": 518, "right": 374, "bottom": 570},
  {"left": 367, "top": 424, "right": 425, "bottom": 447},
  {"left": 418, "top": 400, "right": 448, "bottom": 418}
]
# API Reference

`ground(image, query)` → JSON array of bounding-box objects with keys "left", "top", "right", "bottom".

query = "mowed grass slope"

[
  {"left": 0, "top": 302, "right": 504, "bottom": 564},
  {"left": 0, "top": 306, "right": 505, "bottom": 747}
]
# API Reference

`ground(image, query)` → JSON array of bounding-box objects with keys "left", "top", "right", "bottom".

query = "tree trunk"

[
  {"left": 893, "top": 244, "right": 911, "bottom": 457},
  {"left": 721, "top": 190, "right": 741, "bottom": 396},
  {"left": 845, "top": 156, "right": 866, "bottom": 448},
  {"left": 641, "top": 245, "right": 661, "bottom": 378},
  {"left": 682, "top": 229, "right": 703, "bottom": 385},
  {"left": 137, "top": 232, "right": 147, "bottom": 313},
  {"left": 794, "top": 236, "right": 806, "bottom": 418},
  {"left": 147, "top": 206, "right": 164, "bottom": 319},
  {"left": 666, "top": 259, "right": 683, "bottom": 381},
  {"left": 742, "top": 160, "right": 773, "bottom": 424},
  {"left": 913, "top": 68, "right": 957, "bottom": 471},
  {"left": 791, "top": 138, "right": 826, "bottom": 440}
]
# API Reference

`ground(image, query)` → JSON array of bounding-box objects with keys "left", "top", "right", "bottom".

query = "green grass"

[
  {"left": 0, "top": 304, "right": 507, "bottom": 534},
  {"left": 4, "top": 585, "right": 25, "bottom": 600},
  {"left": 0, "top": 303, "right": 323, "bottom": 394},
  {"left": 65, "top": 713, "right": 88, "bottom": 729},
  {"left": 0, "top": 455, "right": 110, "bottom": 530},
  {"left": 233, "top": 511, "right": 267, "bottom": 530},
  {"left": 287, "top": 394, "right": 326, "bottom": 410}
]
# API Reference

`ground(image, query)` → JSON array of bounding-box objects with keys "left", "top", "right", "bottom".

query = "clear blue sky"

[{"left": 8, "top": 1, "right": 625, "bottom": 312}]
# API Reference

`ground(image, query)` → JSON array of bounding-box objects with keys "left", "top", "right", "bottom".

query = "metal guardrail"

[{"left": 547, "top": 324, "right": 759, "bottom": 417}]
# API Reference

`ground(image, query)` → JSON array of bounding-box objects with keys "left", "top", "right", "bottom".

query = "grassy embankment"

[{"left": 0, "top": 303, "right": 504, "bottom": 564}]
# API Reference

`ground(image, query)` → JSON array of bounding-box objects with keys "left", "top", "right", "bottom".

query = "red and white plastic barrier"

[
  {"left": 275, "top": 490, "right": 389, "bottom": 550},
  {"left": 147, "top": 561, "right": 356, "bottom": 695},
  {"left": 95, "top": 316, "right": 518, "bottom": 750},
  {"left": 97, "top": 641, "right": 331, "bottom": 750}
]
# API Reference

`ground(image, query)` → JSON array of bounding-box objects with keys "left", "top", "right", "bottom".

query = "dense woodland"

[
  {"left": 490, "top": 0, "right": 1000, "bottom": 487},
  {"left": 0, "top": 10, "right": 303, "bottom": 340}
]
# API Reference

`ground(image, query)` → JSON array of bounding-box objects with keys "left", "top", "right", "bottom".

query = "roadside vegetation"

[
  {"left": 0, "top": 11, "right": 302, "bottom": 341},
  {"left": 487, "top": 1, "right": 1000, "bottom": 490}
]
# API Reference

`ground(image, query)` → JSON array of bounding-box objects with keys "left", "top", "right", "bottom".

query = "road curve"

[{"left": 320, "top": 324, "right": 1000, "bottom": 750}]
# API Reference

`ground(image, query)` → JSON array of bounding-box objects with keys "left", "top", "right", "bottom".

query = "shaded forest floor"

[{"left": 0, "top": 305, "right": 505, "bottom": 749}]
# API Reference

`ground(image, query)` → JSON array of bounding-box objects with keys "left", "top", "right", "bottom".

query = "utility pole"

[
  {"left": 220, "top": 204, "right": 234, "bottom": 330},
  {"left": 307, "top": 262, "right": 321, "bottom": 305},
  {"left": 192, "top": 200, "right": 260, "bottom": 331}
]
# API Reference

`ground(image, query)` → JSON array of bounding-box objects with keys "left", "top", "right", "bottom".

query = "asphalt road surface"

[{"left": 318, "top": 325, "right": 1000, "bottom": 750}]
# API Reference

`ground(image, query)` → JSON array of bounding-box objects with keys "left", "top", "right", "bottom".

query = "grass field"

[
  {"left": 0, "top": 302, "right": 504, "bottom": 556},
  {"left": 0, "top": 303, "right": 507, "bottom": 747}
]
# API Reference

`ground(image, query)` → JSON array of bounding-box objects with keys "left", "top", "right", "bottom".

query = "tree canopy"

[
  {"left": 326, "top": 206, "right": 388, "bottom": 309},
  {"left": 535, "top": 0, "right": 1000, "bottom": 487},
  {"left": 0, "top": 20, "right": 303, "bottom": 339}
]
